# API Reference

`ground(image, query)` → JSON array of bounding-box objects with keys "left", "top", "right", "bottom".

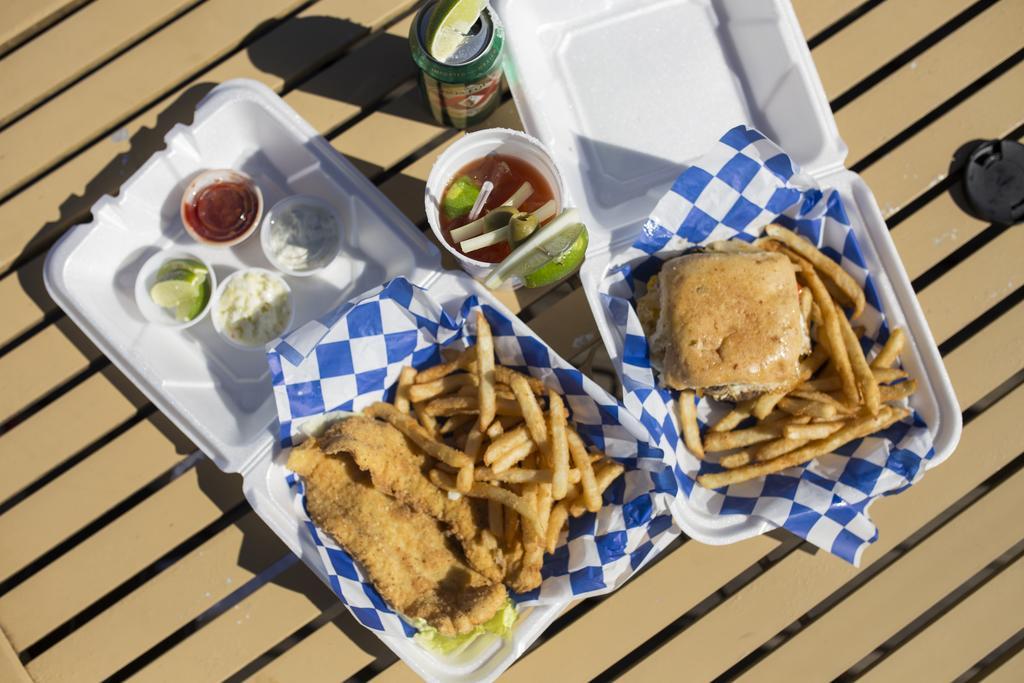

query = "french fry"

[
  {"left": 545, "top": 502, "right": 569, "bottom": 554},
  {"left": 408, "top": 373, "right": 473, "bottom": 403},
  {"left": 837, "top": 305, "right": 881, "bottom": 415},
  {"left": 439, "top": 413, "right": 474, "bottom": 435},
  {"left": 796, "top": 255, "right": 859, "bottom": 403},
  {"left": 752, "top": 390, "right": 788, "bottom": 420},
  {"left": 566, "top": 430, "right": 602, "bottom": 513},
  {"left": 475, "top": 311, "right": 497, "bottom": 431},
  {"left": 457, "top": 464, "right": 474, "bottom": 493},
  {"left": 784, "top": 422, "right": 845, "bottom": 440},
  {"left": 511, "top": 374, "right": 549, "bottom": 463},
  {"left": 711, "top": 399, "right": 754, "bottom": 433},
  {"left": 413, "top": 401, "right": 438, "bottom": 438},
  {"left": 789, "top": 389, "right": 854, "bottom": 414},
  {"left": 698, "top": 407, "right": 907, "bottom": 488},
  {"left": 431, "top": 469, "right": 544, "bottom": 537},
  {"left": 777, "top": 396, "right": 836, "bottom": 420},
  {"left": 753, "top": 436, "right": 810, "bottom": 462},
  {"left": 879, "top": 378, "right": 918, "bottom": 403},
  {"left": 703, "top": 423, "right": 782, "bottom": 452},
  {"left": 365, "top": 402, "right": 471, "bottom": 468},
  {"left": 569, "top": 461, "right": 624, "bottom": 517},
  {"left": 464, "top": 424, "right": 485, "bottom": 460},
  {"left": 483, "top": 425, "right": 532, "bottom": 465},
  {"left": 719, "top": 450, "right": 753, "bottom": 468},
  {"left": 871, "top": 327, "right": 906, "bottom": 369},
  {"left": 423, "top": 395, "right": 477, "bottom": 417},
  {"left": 548, "top": 390, "right": 570, "bottom": 499},
  {"left": 491, "top": 439, "right": 538, "bottom": 474},
  {"left": 504, "top": 508, "right": 520, "bottom": 552},
  {"left": 493, "top": 366, "right": 546, "bottom": 395},
  {"left": 475, "top": 467, "right": 555, "bottom": 484},
  {"left": 800, "top": 367, "right": 907, "bottom": 392},
  {"left": 394, "top": 366, "right": 417, "bottom": 413},
  {"left": 677, "top": 390, "right": 705, "bottom": 459},
  {"left": 485, "top": 420, "right": 505, "bottom": 440},
  {"left": 765, "top": 224, "right": 865, "bottom": 318},
  {"left": 415, "top": 347, "right": 475, "bottom": 383}
]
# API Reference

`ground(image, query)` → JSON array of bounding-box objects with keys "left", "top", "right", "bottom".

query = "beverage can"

[{"left": 409, "top": 1, "right": 505, "bottom": 129}]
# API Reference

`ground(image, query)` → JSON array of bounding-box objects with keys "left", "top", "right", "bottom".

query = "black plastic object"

[{"left": 964, "top": 139, "right": 1024, "bottom": 224}]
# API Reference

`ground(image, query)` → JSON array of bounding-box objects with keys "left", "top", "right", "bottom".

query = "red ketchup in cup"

[{"left": 181, "top": 170, "right": 263, "bottom": 247}]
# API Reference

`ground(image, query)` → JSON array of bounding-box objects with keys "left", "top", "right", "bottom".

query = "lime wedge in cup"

[
  {"left": 150, "top": 260, "right": 210, "bottom": 322},
  {"left": 484, "top": 208, "right": 589, "bottom": 289},
  {"left": 426, "top": 0, "right": 488, "bottom": 63}
]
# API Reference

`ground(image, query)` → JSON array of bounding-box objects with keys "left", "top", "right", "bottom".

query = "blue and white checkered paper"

[
  {"left": 598, "top": 125, "right": 936, "bottom": 565},
  {"left": 268, "top": 278, "right": 680, "bottom": 639}
]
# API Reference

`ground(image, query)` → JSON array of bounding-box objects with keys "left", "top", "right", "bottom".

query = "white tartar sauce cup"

[{"left": 260, "top": 195, "right": 342, "bottom": 277}]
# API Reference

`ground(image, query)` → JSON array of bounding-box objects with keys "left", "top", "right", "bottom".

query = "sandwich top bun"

[{"left": 637, "top": 244, "right": 809, "bottom": 400}]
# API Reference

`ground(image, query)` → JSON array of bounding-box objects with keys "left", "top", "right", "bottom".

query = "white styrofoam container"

[
  {"left": 494, "top": 0, "right": 961, "bottom": 545},
  {"left": 42, "top": 79, "right": 581, "bottom": 683}
]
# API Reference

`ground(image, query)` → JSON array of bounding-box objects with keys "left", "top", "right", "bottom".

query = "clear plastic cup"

[{"left": 424, "top": 128, "right": 569, "bottom": 285}]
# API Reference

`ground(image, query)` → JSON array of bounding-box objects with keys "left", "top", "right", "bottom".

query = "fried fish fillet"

[
  {"left": 288, "top": 440, "right": 507, "bottom": 637},
  {"left": 320, "top": 416, "right": 505, "bottom": 583}
]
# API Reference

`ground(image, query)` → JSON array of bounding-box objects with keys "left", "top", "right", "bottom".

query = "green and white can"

[{"left": 409, "top": 1, "right": 505, "bottom": 129}]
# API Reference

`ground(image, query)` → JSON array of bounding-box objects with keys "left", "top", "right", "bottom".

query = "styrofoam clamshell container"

[
  {"left": 494, "top": 0, "right": 961, "bottom": 545},
  {"left": 43, "top": 79, "right": 584, "bottom": 682}
]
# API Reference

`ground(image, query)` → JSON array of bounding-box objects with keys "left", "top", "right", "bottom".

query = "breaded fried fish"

[{"left": 287, "top": 439, "right": 507, "bottom": 637}]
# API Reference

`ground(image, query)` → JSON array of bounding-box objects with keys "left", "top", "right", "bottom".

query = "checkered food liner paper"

[
  {"left": 598, "top": 125, "right": 936, "bottom": 565},
  {"left": 267, "top": 278, "right": 680, "bottom": 639}
]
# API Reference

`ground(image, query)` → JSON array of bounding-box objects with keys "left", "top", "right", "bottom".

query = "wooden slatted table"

[{"left": 1, "top": 0, "right": 1022, "bottom": 681}]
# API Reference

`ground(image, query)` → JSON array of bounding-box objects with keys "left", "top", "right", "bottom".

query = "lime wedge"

[
  {"left": 426, "top": 0, "right": 488, "bottom": 63},
  {"left": 443, "top": 175, "right": 481, "bottom": 219},
  {"left": 150, "top": 279, "right": 201, "bottom": 309},
  {"left": 484, "top": 208, "right": 589, "bottom": 289},
  {"left": 158, "top": 258, "right": 207, "bottom": 282},
  {"left": 175, "top": 279, "right": 210, "bottom": 322},
  {"left": 523, "top": 229, "right": 589, "bottom": 288}
]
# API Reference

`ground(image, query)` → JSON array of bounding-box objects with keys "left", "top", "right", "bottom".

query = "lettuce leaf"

[{"left": 412, "top": 600, "right": 516, "bottom": 656}]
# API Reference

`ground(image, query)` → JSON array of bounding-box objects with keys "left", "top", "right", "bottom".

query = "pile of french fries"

[
  {"left": 365, "top": 311, "right": 624, "bottom": 590},
  {"left": 679, "top": 224, "right": 917, "bottom": 489}
]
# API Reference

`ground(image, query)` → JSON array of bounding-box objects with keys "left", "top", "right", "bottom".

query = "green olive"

[
  {"left": 509, "top": 211, "right": 539, "bottom": 244},
  {"left": 483, "top": 205, "right": 517, "bottom": 232}
]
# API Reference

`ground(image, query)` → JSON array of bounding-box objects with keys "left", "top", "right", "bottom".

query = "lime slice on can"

[
  {"left": 484, "top": 208, "right": 589, "bottom": 289},
  {"left": 426, "top": 0, "right": 488, "bottom": 63}
]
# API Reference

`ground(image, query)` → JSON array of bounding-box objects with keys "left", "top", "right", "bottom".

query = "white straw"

[{"left": 468, "top": 181, "right": 493, "bottom": 221}]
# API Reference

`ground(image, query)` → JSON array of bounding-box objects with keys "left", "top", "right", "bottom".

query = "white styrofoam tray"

[
  {"left": 495, "top": 0, "right": 962, "bottom": 545},
  {"left": 41, "top": 79, "right": 589, "bottom": 683}
]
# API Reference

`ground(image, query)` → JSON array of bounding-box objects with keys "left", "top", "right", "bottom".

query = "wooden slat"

[
  {"left": 837, "top": 0, "right": 1024, "bottom": 164},
  {"left": 626, "top": 450, "right": 1024, "bottom": 682},
  {"left": 791, "top": 0, "right": 865, "bottom": 40},
  {"left": 23, "top": 510, "right": 284, "bottom": 682},
  {"left": 892, "top": 192, "right": 992, "bottom": 282},
  {"left": 0, "top": 0, "right": 310, "bottom": 199},
  {"left": 987, "top": 643, "right": 1024, "bottom": 683},
  {"left": 917, "top": 227, "right": 1024, "bottom": 343},
  {"left": 0, "top": 0, "right": 201, "bottom": 127},
  {"left": 0, "top": 372, "right": 136, "bottom": 503},
  {"left": 0, "top": 459, "right": 243, "bottom": 651},
  {"left": 502, "top": 538, "right": 774, "bottom": 682},
  {"left": 862, "top": 59, "right": 1024, "bottom": 217},
  {"left": 0, "top": 255, "right": 54, "bottom": 348},
  {"left": 861, "top": 555, "right": 1024, "bottom": 681},
  {"left": 0, "top": 0, "right": 88, "bottom": 54},
  {"left": 0, "top": 628, "right": 30, "bottom": 683},
  {"left": 0, "top": 419, "right": 186, "bottom": 583},
  {"left": 130, "top": 563, "right": 338, "bottom": 682},
  {"left": 812, "top": 0, "right": 973, "bottom": 99},
  {"left": 249, "top": 618, "right": 376, "bottom": 683},
  {"left": 0, "top": 324, "right": 97, "bottom": 424},
  {"left": 944, "top": 299, "right": 1024, "bottom": 409}
]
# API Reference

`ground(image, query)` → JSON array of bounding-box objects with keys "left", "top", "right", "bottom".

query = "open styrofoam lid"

[
  {"left": 44, "top": 80, "right": 442, "bottom": 475},
  {"left": 494, "top": 0, "right": 848, "bottom": 250}
]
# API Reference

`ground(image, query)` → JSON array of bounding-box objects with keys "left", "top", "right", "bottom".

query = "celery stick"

[
  {"left": 530, "top": 199, "right": 557, "bottom": 224},
  {"left": 461, "top": 226, "right": 510, "bottom": 253},
  {"left": 501, "top": 182, "right": 534, "bottom": 209},
  {"left": 450, "top": 214, "right": 488, "bottom": 242}
]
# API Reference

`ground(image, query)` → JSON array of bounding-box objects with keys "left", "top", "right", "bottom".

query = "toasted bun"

[{"left": 638, "top": 245, "right": 808, "bottom": 396}]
